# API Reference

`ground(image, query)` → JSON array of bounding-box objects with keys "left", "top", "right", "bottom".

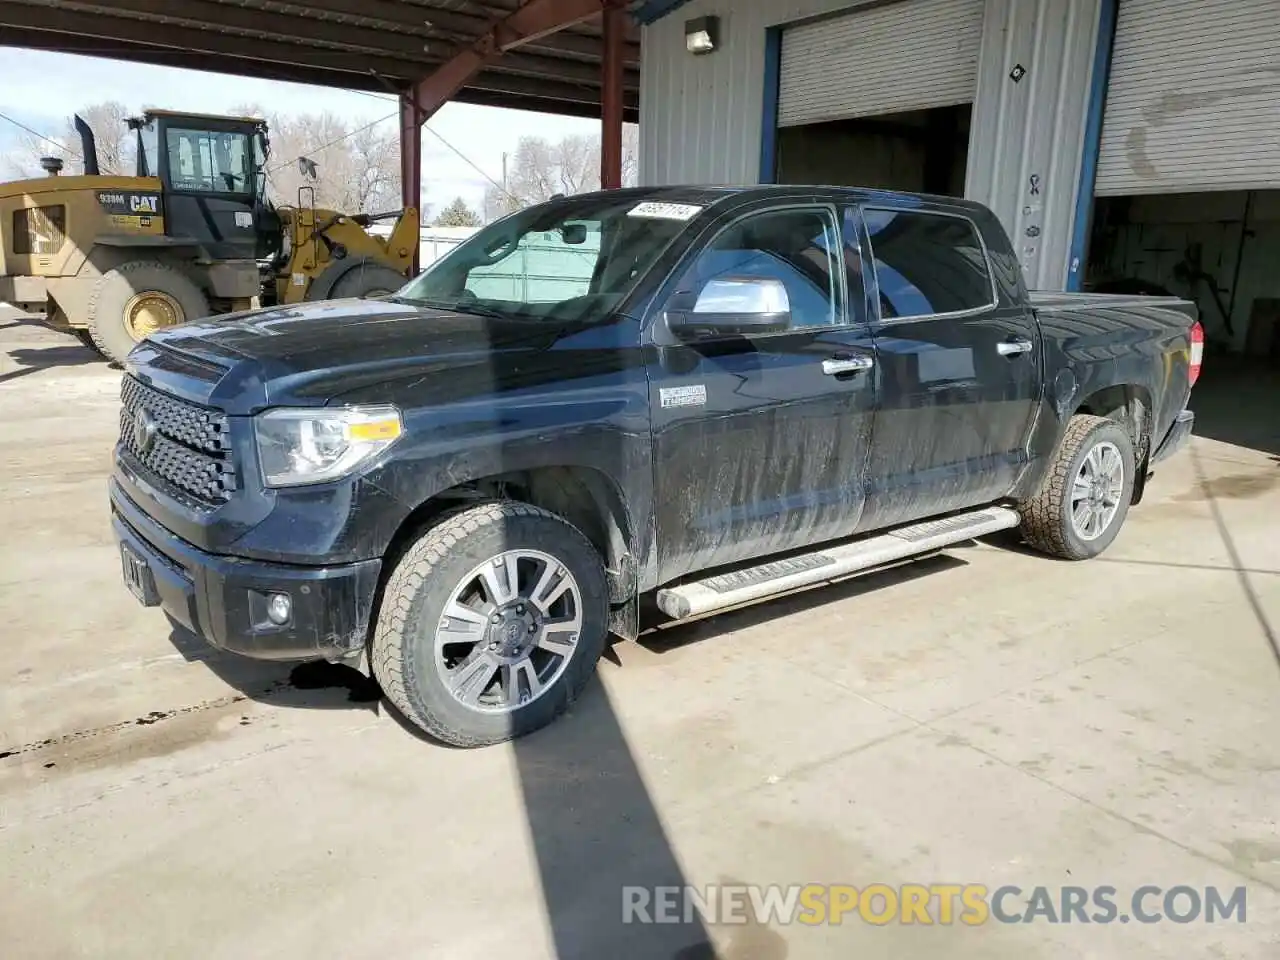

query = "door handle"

[
  {"left": 822, "top": 355, "right": 875, "bottom": 376},
  {"left": 997, "top": 337, "right": 1034, "bottom": 357}
]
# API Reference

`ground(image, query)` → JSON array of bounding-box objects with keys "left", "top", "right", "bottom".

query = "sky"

[{"left": 0, "top": 48, "right": 605, "bottom": 217}]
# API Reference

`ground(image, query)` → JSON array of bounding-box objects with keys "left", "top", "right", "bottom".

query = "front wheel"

[
  {"left": 1018, "top": 414, "right": 1136, "bottom": 560},
  {"left": 370, "top": 502, "right": 609, "bottom": 747},
  {"left": 86, "top": 260, "right": 209, "bottom": 363}
]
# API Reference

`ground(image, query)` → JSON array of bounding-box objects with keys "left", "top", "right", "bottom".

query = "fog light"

[{"left": 267, "top": 593, "right": 292, "bottom": 625}]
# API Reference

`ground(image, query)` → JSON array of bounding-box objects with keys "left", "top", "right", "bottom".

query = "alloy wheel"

[
  {"left": 434, "top": 549, "right": 583, "bottom": 713},
  {"left": 1070, "top": 440, "right": 1125, "bottom": 541}
]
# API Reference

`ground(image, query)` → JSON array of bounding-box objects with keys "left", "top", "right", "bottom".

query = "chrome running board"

[{"left": 655, "top": 507, "right": 1020, "bottom": 620}]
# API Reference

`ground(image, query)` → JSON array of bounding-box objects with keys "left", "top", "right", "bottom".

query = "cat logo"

[{"left": 130, "top": 195, "right": 159, "bottom": 214}]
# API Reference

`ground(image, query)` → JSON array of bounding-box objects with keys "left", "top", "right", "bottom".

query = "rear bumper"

[
  {"left": 1152, "top": 409, "right": 1195, "bottom": 464},
  {"left": 110, "top": 479, "right": 380, "bottom": 661}
]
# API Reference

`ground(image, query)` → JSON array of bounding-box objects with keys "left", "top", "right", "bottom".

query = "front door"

[
  {"left": 159, "top": 122, "right": 259, "bottom": 260},
  {"left": 648, "top": 203, "right": 879, "bottom": 583},
  {"left": 856, "top": 205, "right": 1042, "bottom": 531}
]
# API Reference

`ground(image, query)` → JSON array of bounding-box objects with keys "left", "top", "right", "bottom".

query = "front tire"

[
  {"left": 1018, "top": 414, "right": 1136, "bottom": 560},
  {"left": 72, "top": 327, "right": 103, "bottom": 356},
  {"left": 87, "top": 260, "right": 210, "bottom": 363},
  {"left": 371, "top": 502, "right": 609, "bottom": 747}
]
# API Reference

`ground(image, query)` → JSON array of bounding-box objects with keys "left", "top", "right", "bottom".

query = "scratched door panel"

[
  {"left": 862, "top": 307, "right": 1040, "bottom": 529},
  {"left": 649, "top": 326, "right": 877, "bottom": 583}
]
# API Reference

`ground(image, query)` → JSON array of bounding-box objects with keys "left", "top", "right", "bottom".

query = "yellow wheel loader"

[{"left": 0, "top": 110, "right": 419, "bottom": 363}]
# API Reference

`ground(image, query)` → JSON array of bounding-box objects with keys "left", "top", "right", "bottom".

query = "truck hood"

[{"left": 132, "top": 297, "right": 563, "bottom": 414}]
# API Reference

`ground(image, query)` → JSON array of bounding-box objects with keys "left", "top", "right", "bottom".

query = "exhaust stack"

[{"left": 74, "top": 114, "right": 99, "bottom": 175}]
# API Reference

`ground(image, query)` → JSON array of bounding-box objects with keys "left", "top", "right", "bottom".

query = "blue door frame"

[
  {"left": 759, "top": 26, "right": 783, "bottom": 183},
  {"left": 1065, "top": 0, "right": 1119, "bottom": 291}
]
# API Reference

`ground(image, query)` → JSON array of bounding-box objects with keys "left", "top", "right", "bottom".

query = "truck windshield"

[{"left": 397, "top": 196, "right": 697, "bottom": 322}]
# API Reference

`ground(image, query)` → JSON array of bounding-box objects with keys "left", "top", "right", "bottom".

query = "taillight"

[{"left": 1189, "top": 321, "right": 1204, "bottom": 387}]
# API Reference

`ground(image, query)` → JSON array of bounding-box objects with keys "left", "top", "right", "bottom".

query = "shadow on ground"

[
  {"left": 164, "top": 621, "right": 381, "bottom": 710},
  {"left": 0, "top": 343, "right": 102, "bottom": 385},
  {"left": 159, "top": 550, "right": 973, "bottom": 959}
]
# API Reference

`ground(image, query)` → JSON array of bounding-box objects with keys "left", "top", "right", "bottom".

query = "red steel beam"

[
  {"left": 405, "top": 0, "right": 609, "bottom": 126},
  {"left": 600, "top": 2, "right": 625, "bottom": 189},
  {"left": 399, "top": 93, "right": 423, "bottom": 273}
]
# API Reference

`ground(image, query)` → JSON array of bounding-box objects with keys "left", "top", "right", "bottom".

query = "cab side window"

[
  {"left": 863, "top": 209, "right": 995, "bottom": 319},
  {"left": 674, "top": 208, "right": 843, "bottom": 330}
]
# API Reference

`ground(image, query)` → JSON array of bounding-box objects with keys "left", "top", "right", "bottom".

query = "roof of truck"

[{"left": 564, "top": 184, "right": 997, "bottom": 217}]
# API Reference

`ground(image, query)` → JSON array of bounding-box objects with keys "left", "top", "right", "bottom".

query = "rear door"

[
  {"left": 856, "top": 205, "right": 1042, "bottom": 531},
  {"left": 647, "top": 200, "right": 879, "bottom": 583}
]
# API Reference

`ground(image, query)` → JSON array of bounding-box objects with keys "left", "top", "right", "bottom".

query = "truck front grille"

[{"left": 118, "top": 376, "right": 237, "bottom": 505}]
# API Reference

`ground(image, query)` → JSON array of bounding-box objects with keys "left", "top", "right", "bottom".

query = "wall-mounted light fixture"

[{"left": 685, "top": 15, "right": 719, "bottom": 55}]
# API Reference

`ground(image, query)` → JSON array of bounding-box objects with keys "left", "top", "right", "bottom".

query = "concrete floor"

[{"left": 1, "top": 311, "right": 1277, "bottom": 959}]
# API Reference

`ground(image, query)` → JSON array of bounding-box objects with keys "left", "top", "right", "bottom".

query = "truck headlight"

[{"left": 254, "top": 406, "right": 402, "bottom": 487}]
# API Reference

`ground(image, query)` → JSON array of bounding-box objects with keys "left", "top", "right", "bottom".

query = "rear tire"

[
  {"left": 1018, "top": 414, "right": 1136, "bottom": 560},
  {"left": 329, "top": 263, "right": 408, "bottom": 300},
  {"left": 370, "top": 502, "right": 609, "bottom": 747},
  {"left": 87, "top": 260, "right": 209, "bottom": 363}
]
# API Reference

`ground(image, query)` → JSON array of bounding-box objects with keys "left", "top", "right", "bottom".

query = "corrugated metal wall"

[
  {"left": 966, "top": 0, "right": 1101, "bottom": 288},
  {"left": 640, "top": 0, "right": 1103, "bottom": 290},
  {"left": 639, "top": 0, "right": 872, "bottom": 186}
]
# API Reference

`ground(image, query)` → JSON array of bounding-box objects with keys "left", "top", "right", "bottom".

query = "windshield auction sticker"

[{"left": 628, "top": 201, "right": 703, "bottom": 221}]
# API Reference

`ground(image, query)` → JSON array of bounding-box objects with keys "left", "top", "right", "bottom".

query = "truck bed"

[{"left": 1029, "top": 289, "right": 1198, "bottom": 323}]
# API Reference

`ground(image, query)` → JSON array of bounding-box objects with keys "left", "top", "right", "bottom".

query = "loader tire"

[
  {"left": 73, "top": 328, "right": 103, "bottom": 356},
  {"left": 370, "top": 501, "right": 609, "bottom": 747},
  {"left": 1018, "top": 414, "right": 1136, "bottom": 560},
  {"left": 87, "top": 260, "right": 209, "bottom": 364},
  {"left": 329, "top": 263, "right": 408, "bottom": 300}
]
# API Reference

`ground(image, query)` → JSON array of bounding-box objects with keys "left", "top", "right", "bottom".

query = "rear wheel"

[
  {"left": 328, "top": 263, "right": 407, "bottom": 300},
  {"left": 87, "top": 260, "right": 209, "bottom": 363},
  {"left": 371, "top": 502, "right": 609, "bottom": 747},
  {"left": 1018, "top": 414, "right": 1136, "bottom": 560}
]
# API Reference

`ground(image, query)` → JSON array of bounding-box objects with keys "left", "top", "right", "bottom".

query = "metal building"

[{"left": 635, "top": 0, "right": 1280, "bottom": 359}]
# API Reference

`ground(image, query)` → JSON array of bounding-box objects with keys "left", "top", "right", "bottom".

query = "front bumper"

[
  {"left": 110, "top": 479, "right": 381, "bottom": 661},
  {"left": 1152, "top": 409, "right": 1195, "bottom": 463}
]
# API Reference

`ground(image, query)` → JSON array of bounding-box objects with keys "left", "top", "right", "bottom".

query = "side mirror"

[{"left": 667, "top": 276, "right": 792, "bottom": 337}]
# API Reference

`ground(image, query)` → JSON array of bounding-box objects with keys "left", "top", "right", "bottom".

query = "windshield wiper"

[
  {"left": 391, "top": 295, "right": 527, "bottom": 321},
  {"left": 449, "top": 302, "right": 525, "bottom": 321}
]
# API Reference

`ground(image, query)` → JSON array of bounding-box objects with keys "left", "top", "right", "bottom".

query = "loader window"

[
  {"left": 138, "top": 122, "right": 159, "bottom": 179},
  {"left": 13, "top": 206, "right": 66, "bottom": 255},
  {"left": 165, "top": 128, "right": 252, "bottom": 195}
]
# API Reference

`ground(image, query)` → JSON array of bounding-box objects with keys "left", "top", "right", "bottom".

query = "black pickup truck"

[{"left": 110, "top": 186, "right": 1201, "bottom": 746}]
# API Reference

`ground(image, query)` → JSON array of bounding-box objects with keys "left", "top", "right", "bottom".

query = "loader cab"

[{"left": 133, "top": 110, "right": 269, "bottom": 261}]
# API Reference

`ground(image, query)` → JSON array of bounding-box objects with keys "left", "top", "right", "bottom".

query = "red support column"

[
  {"left": 600, "top": 2, "right": 625, "bottom": 190},
  {"left": 399, "top": 92, "right": 422, "bottom": 275}
]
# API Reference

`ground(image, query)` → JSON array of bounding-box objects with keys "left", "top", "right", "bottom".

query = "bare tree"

[
  {"left": 232, "top": 104, "right": 403, "bottom": 215},
  {"left": 482, "top": 124, "right": 640, "bottom": 221},
  {"left": 77, "top": 101, "right": 136, "bottom": 175},
  {"left": 5, "top": 101, "right": 135, "bottom": 178}
]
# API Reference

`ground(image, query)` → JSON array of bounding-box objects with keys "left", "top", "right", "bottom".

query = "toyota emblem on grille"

[{"left": 133, "top": 407, "right": 158, "bottom": 454}]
